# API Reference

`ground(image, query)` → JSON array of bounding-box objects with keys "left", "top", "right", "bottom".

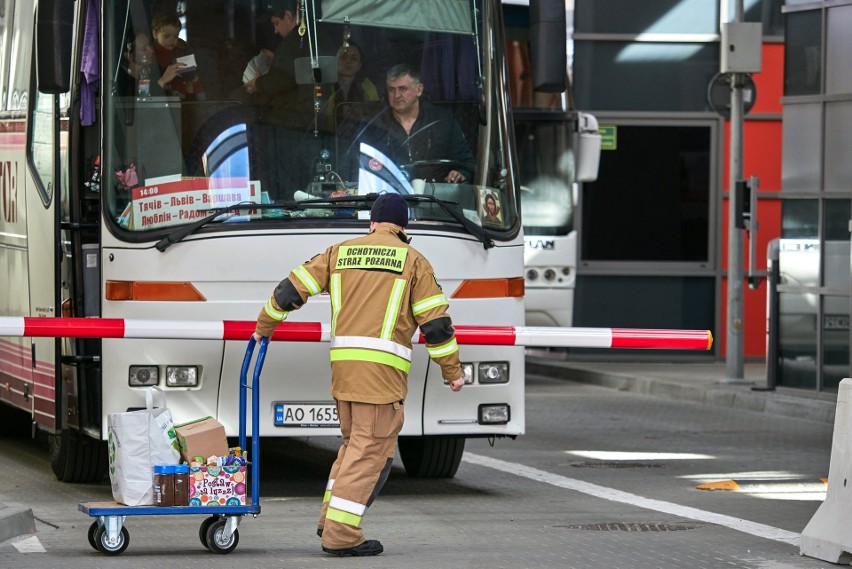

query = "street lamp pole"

[{"left": 725, "top": 0, "right": 746, "bottom": 382}]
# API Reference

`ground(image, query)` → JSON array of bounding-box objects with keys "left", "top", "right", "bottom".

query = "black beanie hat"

[{"left": 370, "top": 193, "right": 408, "bottom": 227}]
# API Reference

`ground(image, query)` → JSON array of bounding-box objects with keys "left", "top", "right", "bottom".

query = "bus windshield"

[{"left": 103, "top": 0, "right": 517, "bottom": 237}]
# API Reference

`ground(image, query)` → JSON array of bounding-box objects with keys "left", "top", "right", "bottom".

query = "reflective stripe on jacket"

[{"left": 256, "top": 223, "right": 462, "bottom": 404}]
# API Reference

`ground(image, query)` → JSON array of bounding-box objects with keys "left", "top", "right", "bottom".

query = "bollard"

[
  {"left": 800, "top": 377, "right": 852, "bottom": 563},
  {"left": 762, "top": 238, "right": 780, "bottom": 391}
]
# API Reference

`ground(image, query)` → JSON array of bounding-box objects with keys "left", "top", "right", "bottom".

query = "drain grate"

[
  {"left": 568, "top": 461, "right": 665, "bottom": 469},
  {"left": 556, "top": 522, "right": 700, "bottom": 532}
]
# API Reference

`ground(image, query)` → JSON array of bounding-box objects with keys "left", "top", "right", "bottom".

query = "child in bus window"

[{"left": 151, "top": 12, "right": 207, "bottom": 101}]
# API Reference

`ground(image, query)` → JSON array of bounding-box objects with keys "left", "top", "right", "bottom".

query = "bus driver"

[{"left": 366, "top": 64, "right": 475, "bottom": 184}]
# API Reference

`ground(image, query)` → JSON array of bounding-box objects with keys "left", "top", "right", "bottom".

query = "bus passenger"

[
  {"left": 151, "top": 12, "right": 206, "bottom": 101},
  {"left": 253, "top": 192, "right": 465, "bottom": 557},
  {"left": 327, "top": 40, "right": 380, "bottom": 180},
  {"left": 242, "top": 0, "right": 331, "bottom": 198},
  {"left": 118, "top": 33, "right": 182, "bottom": 97},
  {"left": 327, "top": 41, "right": 379, "bottom": 125},
  {"left": 366, "top": 64, "right": 475, "bottom": 184}
]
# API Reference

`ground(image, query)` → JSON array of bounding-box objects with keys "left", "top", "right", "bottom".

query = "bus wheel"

[
  {"left": 49, "top": 429, "right": 107, "bottom": 483},
  {"left": 398, "top": 436, "right": 465, "bottom": 478}
]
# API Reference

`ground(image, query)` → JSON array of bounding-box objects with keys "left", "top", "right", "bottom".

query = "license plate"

[{"left": 273, "top": 402, "right": 339, "bottom": 428}]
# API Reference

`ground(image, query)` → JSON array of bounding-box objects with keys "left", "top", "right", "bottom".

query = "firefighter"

[{"left": 254, "top": 192, "right": 465, "bottom": 556}]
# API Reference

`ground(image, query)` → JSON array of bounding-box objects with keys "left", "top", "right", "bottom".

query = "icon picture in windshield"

[{"left": 479, "top": 190, "right": 503, "bottom": 227}]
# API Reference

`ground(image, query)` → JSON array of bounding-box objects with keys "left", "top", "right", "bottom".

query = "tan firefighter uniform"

[{"left": 255, "top": 222, "right": 462, "bottom": 551}]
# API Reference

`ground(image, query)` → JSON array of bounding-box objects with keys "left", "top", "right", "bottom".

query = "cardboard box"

[
  {"left": 188, "top": 464, "right": 247, "bottom": 506},
  {"left": 174, "top": 417, "right": 229, "bottom": 463}
]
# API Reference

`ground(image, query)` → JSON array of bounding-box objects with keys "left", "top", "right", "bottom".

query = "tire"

[
  {"left": 87, "top": 521, "right": 99, "bottom": 551},
  {"left": 94, "top": 525, "right": 129, "bottom": 556},
  {"left": 205, "top": 519, "right": 239, "bottom": 554},
  {"left": 49, "top": 429, "right": 107, "bottom": 483},
  {"left": 398, "top": 436, "right": 465, "bottom": 478},
  {"left": 199, "top": 516, "right": 219, "bottom": 550}
]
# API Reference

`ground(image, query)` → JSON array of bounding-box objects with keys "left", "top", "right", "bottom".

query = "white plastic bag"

[{"left": 108, "top": 386, "right": 180, "bottom": 506}]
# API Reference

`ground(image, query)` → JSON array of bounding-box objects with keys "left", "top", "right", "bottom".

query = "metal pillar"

[{"left": 724, "top": 0, "right": 746, "bottom": 382}]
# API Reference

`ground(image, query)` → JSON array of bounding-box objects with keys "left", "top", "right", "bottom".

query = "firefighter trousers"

[{"left": 318, "top": 399, "right": 404, "bottom": 549}]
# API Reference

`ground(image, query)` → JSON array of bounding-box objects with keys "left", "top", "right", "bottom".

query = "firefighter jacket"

[{"left": 255, "top": 223, "right": 462, "bottom": 404}]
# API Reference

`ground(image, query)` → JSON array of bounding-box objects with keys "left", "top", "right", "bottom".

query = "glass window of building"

[
  {"left": 574, "top": 42, "right": 718, "bottom": 112},
  {"left": 784, "top": 10, "right": 821, "bottom": 96},
  {"left": 581, "top": 124, "right": 710, "bottom": 263}
]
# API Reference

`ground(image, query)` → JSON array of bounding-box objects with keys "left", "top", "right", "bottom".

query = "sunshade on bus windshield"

[{"left": 319, "top": 0, "right": 473, "bottom": 35}]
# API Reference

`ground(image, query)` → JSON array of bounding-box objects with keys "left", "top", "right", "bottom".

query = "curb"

[
  {"left": 526, "top": 360, "right": 837, "bottom": 424},
  {"left": 0, "top": 504, "right": 35, "bottom": 544}
]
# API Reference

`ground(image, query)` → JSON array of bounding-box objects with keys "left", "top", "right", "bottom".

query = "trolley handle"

[{"left": 238, "top": 337, "right": 267, "bottom": 471}]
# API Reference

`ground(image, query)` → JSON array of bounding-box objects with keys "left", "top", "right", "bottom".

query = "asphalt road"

[{"left": 0, "top": 373, "right": 841, "bottom": 569}]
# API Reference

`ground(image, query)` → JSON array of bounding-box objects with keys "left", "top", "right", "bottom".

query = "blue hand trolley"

[{"left": 78, "top": 337, "right": 268, "bottom": 555}]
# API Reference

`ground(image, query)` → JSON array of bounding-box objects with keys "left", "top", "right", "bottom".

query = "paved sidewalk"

[{"left": 525, "top": 352, "right": 838, "bottom": 424}]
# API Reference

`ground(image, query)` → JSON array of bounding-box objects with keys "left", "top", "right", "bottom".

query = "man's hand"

[
  {"left": 449, "top": 377, "right": 464, "bottom": 392},
  {"left": 252, "top": 332, "right": 266, "bottom": 343},
  {"left": 444, "top": 170, "right": 466, "bottom": 184}
]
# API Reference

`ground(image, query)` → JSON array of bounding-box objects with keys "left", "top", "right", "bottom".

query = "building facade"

[
  {"left": 775, "top": 0, "right": 852, "bottom": 391},
  {"left": 570, "top": 0, "right": 786, "bottom": 364}
]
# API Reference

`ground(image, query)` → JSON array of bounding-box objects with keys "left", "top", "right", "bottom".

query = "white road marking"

[
  {"left": 11, "top": 535, "right": 45, "bottom": 553},
  {"left": 463, "top": 452, "right": 801, "bottom": 546}
]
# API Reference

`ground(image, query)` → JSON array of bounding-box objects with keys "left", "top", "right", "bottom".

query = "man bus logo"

[
  {"left": 525, "top": 239, "right": 555, "bottom": 250},
  {"left": 1, "top": 161, "right": 17, "bottom": 223}
]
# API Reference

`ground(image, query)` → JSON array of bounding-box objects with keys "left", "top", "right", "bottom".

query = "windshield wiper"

[
  {"left": 155, "top": 193, "right": 494, "bottom": 252},
  {"left": 155, "top": 201, "right": 265, "bottom": 252},
  {"left": 397, "top": 193, "right": 494, "bottom": 249},
  {"left": 155, "top": 197, "right": 370, "bottom": 252}
]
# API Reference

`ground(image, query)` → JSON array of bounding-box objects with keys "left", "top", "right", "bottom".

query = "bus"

[
  {"left": 0, "top": 0, "right": 568, "bottom": 481},
  {"left": 503, "top": 0, "right": 601, "bottom": 327}
]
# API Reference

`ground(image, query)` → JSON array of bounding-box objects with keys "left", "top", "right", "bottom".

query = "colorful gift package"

[{"left": 188, "top": 463, "right": 247, "bottom": 506}]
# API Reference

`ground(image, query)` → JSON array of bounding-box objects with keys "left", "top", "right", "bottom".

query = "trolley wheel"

[
  {"left": 205, "top": 519, "right": 239, "bottom": 554},
  {"left": 93, "top": 524, "right": 129, "bottom": 556},
  {"left": 199, "top": 515, "right": 219, "bottom": 550},
  {"left": 87, "top": 521, "right": 99, "bottom": 551}
]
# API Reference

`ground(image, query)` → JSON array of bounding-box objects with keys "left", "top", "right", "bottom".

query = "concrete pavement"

[{"left": 2, "top": 353, "right": 841, "bottom": 550}]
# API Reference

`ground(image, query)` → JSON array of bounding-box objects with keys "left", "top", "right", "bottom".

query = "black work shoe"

[
  {"left": 317, "top": 528, "right": 323, "bottom": 538},
  {"left": 322, "top": 539, "right": 384, "bottom": 557}
]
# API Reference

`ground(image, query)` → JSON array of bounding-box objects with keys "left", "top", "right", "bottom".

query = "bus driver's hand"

[
  {"left": 449, "top": 377, "right": 464, "bottom": 392},
  {"left": 445, "top": 170, "right": 465, "bottom": 183}
]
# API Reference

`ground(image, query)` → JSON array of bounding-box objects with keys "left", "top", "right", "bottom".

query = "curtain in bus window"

[
  {"left": 80, "top": 0, "right": 99, "bottom": 126},
  {"left": 321, "top": 0, "right": 472, "bottom": 35},
  {"left": 420, "top": 33, "right": 477, "bottom": 101}
]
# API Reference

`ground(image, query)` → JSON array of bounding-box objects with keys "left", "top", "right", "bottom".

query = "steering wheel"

[{"left": 401, "top": 159, "right": 470, "bottom": 183}]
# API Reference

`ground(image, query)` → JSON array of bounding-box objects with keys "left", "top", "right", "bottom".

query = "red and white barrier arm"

[{"left": 0, "top": 317, "right": 712, "bottom": 350}]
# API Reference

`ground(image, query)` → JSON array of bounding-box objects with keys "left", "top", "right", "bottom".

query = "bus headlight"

[
  {"left": 479, "top": 403, "right": 510, "bottom": 424},
  {"left": 478, "top": 362, "right": 509, "bottom": 384},
  {"left": 166, "top": 366, "right": 199, "bottom": 387},
  {"left": 129, "top": 365, "right": 159, "bottom": 387}
]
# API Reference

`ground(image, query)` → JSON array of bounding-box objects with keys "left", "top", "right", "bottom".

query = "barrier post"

[
  {"left": 800, "top": 377, "right": 852, "bottom": 563},
  {"left": 759, "top": 238, "right": 779, "bottom": 391}
]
